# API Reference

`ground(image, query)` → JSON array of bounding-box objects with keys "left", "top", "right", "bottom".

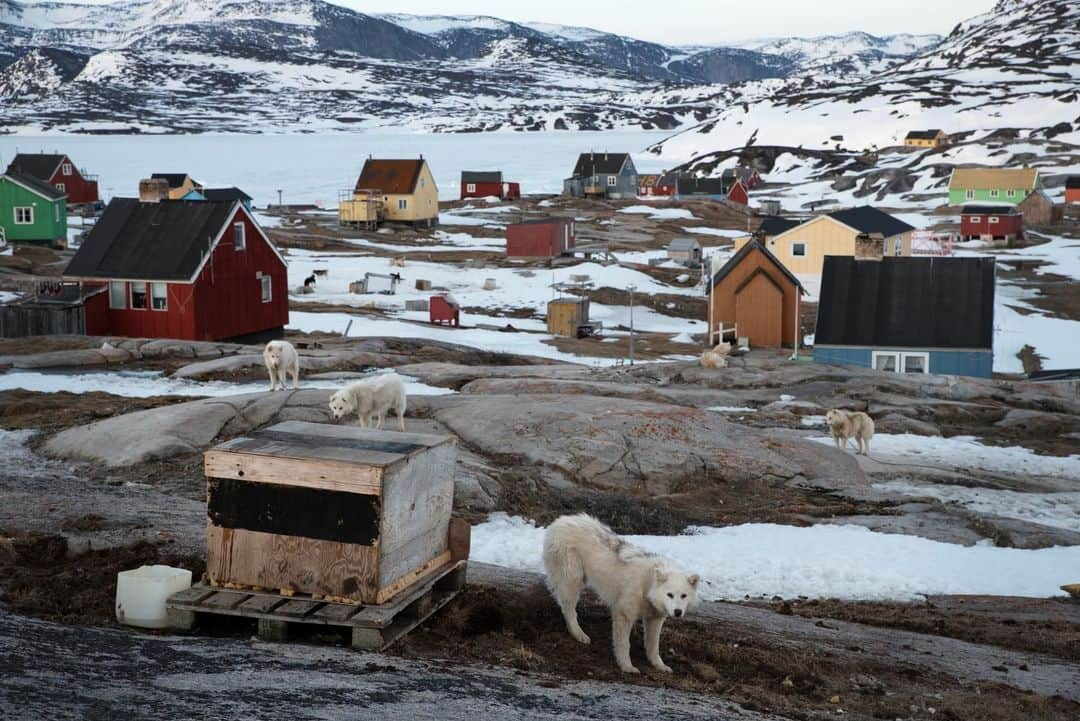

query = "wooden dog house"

[{"left": 203, "top": 421, "right": 458, "bottom": 604}]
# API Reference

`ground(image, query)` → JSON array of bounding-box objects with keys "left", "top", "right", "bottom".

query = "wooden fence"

[{"left": 0, "top": 303, "right": 85, "bottom": 338}]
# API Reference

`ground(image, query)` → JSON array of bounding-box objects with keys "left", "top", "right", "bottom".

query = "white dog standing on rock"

[
  {"left": 543, "top": 514, "right": 700, "bottom": 674},
  {"left": 826, "top": 408, "right": 875, "bottom": 455},
  {"left": 263, "top": 340, "right": 299, "bottom": 391},
  {"left": 328, "top": 373, "right": 407, "bottom": 431}
]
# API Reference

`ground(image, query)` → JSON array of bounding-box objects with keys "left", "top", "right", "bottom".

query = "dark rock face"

[{"left": 668, "top": 48, "right": 795, "bottom": 84}]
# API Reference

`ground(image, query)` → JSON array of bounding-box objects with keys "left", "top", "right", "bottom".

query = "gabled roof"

[
  {"left": 202, "top": 187, "right": 253, "bottom": 202},
  {"left": 1, "top": 171, "right": 67, "bottom": 201},
  {"left": 905, "top": 129, "right": 943, "bottom": 140},
  {"left": 5, "top": 153, "right": 67, "bottom": 180},
  {"left": 461, "top": 171, "right": 502, "bottom": 183},
  {"left": 639, "top": 174, "right": 661, "bottom": 185},
  {"left": 355, "top": 159, "right": 427, "bottom": 195},
  {"left": 816, "top": 256, "right": 995, "bottom": 350},
  {"left": 757, "top": 215, "right": 802, "bottom": 236},
  {"left": 668, "top": 238, "right": 701, "bottom": 251},
  {"left": 678, "top": 176, "right": 728, "bottom": 196},
  {"left": 721, "top": 167, "right": 759, "bottom": 182},
  {"left": 709, "top": 239, "right": 803, "bottom": 294},
  {"left": 949, "top": 167, "right": 1039, "bottom": 191},
  {"left": 151, "top": 173, "right": 197, "bottom": 189},
  {"left": 64, "top": 199, "right": 240, "bottom": 282},
  {"left": 826, "top": 206, "right": 915, "bottom": 238},
  {"left": 961, "top": 205, "right": 1020, "bottom": 215},
  {"left": 571, "top": 152, "right": 630, "bottom": 177}
]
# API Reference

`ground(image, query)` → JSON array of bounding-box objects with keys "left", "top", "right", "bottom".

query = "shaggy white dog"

[
  {"left": 543, "top": 514, "right": 700, "bottom": 674},
  {"left": 263, "top": 340, "right": 299, "bottom": 391},
  {"left": 328, "top": 373, "right": 407, "bottom": 431},
  {"left": 700, "top": 343, "right": 730, "bottom": 369},
  {"left": 826, "top": 408, "right": 875, "bottom": 455}
]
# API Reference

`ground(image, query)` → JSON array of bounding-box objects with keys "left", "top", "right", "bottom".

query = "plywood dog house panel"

[{"left": 204, "top": 421, "right": 457, "bottom": 603}]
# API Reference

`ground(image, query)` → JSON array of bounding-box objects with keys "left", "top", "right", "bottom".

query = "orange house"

[
  {"left": 707, "top": 240, "right": 804, "bottom": 349},
  {"left": 1066, "top": 177, "right": 1080, "bottom": 204}
]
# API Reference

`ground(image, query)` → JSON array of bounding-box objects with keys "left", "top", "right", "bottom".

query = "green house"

[
  {"left": 947, "top": 167, "right": 1040, "bottom": 206},
  {"left": 0, "top": 172, "right": 68, "bottom": 246}
]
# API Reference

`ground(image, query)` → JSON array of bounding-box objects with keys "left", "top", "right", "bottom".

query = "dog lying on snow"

[
  {"left": 263, "top": 340, "right": 299, "bottom": 391},
  {"left": 543, "top": 514, "right": 700, "bottom": 674},
  {"left": 328, "top": 373, "right": 407, "bottom": 431},
  {"left": 826, "top": 408, "right": 874, "bottom": 455}
]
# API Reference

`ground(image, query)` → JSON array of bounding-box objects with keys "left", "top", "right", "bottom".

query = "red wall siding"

[
  {"left": 961, "top": 213, "right": 1023, "bottom": 238},
  {"left": 48, "top": 156, "right": 99, "bottom": 205},
  {"left": 1064, "top": 188, "right": 1080, "bottom": 204},
  {"left": 727, "top": 182, "right": 749, "bottom": 205},
  {"left": 191, "top": 209, "right": 289, "bottom": 341},
  {"left": 506, "top": 220, "right": 575, "bottom": 258},
  {"left": 461, "top": 181, "right": 520, "bottom": 200}
]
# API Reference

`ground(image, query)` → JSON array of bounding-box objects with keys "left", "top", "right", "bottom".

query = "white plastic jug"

[{"left": 115, "top": 565, "right": 192, "bottom": 629}]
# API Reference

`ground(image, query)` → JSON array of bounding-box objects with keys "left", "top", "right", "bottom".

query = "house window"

[
  {"left": 62, "top": 163, "right": 72, "bottom": 176},
  {"left": 1007, "top": 189, "right": 1016, "bottom": 198},
  {"left": 792, "top": 242, "right": 807, "bottom": 257},
  {"left": 989, "top": 189, "right": 999, "bottom": 198},
  {"left": 13, "top": 207, "right": 33, "bottom": 225},
  {"left": 130, "top": 283, "right": 147, "bottom": 310},
  {"left": 902, "top": 353, "right": 929, "bottom": 374},
  {"left": 234, "top": 222, "right": 246, "bottom": 250},
  {"left": 55, "top": 205, "right": 59, "bottom": 222},
  {"left": 109, "top": 281, "right": 126, "bottom": 310},
  {"left": 260, "top": 275, "right": 272, "bottom": 303},
  {"left": 151, "top": 282, "right": 167, "bottom": 310},
  {"left": 989, "top": 216, "right": 999, "bottom": 224},
  {"left": 872, "top": 350, "right": 929, "bottom": 374},
  {"left": 398, "top": 199, "right": 408, "bottom": 210},
  {"left": 466, "top": 183, "right": 476, "bottom": 193},
  {"left": 607, "top": 176, "right": 617, "bottom": 186},
  {"left": 55, "top": 183, "right": 65, "bottom": 192},
  {"left": 965, "top": 189, "right": 974, "bottom": 200},
  {"left": 872, "top": 351, "right": 898, "bottom": 372}
]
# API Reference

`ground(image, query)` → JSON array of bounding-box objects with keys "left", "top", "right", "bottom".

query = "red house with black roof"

[
  {"left": 63, "top": 198, "right": 288, "bottom": 341},
  {"left": 960, "top": 205, "right": 1024, "bottom": 242},
  {"left": 5, "top": 152, "right": 99, "bottom": 205},
  {"left": 461, "top": 171, "right": 520, "bottom": 200}
]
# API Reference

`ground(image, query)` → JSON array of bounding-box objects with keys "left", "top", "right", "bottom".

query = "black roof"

[
  {"left": 757, "top": 215, "right": 802, "bottom": 236},
  {"left": 827, "top": 206, "right": 915, "bottom": 237},
  {"left": 905, "top": 129, "right": 942, "bottom": 140},
  {"left": 572, "top": 152, "right": 630, "bottom": 177},
  {"left": 2, "top": 171, "right": 67, "bottom": 200},
  {"left": 509, "top": 217, "right": 572, "bottom": 226},
  {"left": 1027, "top": 368, "right": 1080, "bottom": 381},
  {"left": 461, "top": 171, "right": 502, "bottom": 183},
  {"left": 202, "top": 187, "right": 252, "bottom": 202},
  {"left": 961, "top": 205, "right": 1019, "bottom": 215},
  {"left": 721, "top": 167, "right": 757, "bottom": 182},
  {"left": 1065, "top": 176, "right": 1080, "bottom": 189},
  {"left": 151, "top": 173, "right": 194, "bottom": 189},
  {"left": 708, "top": 240, "right": 804, "bottom": 294},
  {"left": 5, "top": 153, "right": 65, "bottom": 180},
  {"left": 816, "top": 256, "right": 995, "bottom": 350},
  {"left": 678, "top": 176, "right": 728, "bottom": 196},
  {"left": 65, "top": 198, "right": 238, "bottom": 281}
]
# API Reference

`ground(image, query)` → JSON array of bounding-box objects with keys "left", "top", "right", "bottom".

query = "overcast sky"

[{"left": 58, "top": 1, "right": 994, "bottom": 46}]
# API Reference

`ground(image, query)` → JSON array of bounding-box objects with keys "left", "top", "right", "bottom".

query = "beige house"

[
  {"left": 149, "top": 173, "right": 203, "bottom": 200},
  {"left": 904, "top": 130, "right": 948, "bottom": 148},
  {"left": 734, "top": 206, "right": 915, "bottom": 276},
  {"left": 343, "top": 158, "right": 439, "bottom": 229}
]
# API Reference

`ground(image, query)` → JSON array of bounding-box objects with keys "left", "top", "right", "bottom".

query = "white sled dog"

[
  {"left": 543, "top": 514, "right": 700, "bottom": 674},
  {"left": 328, "top": 373, "right": 407, "bottom": 431},
  {"left": 263, "top": 340, "right": 299, "bottom": 391},
  {"left": 826, "top": 408, "right": 874, "bottom": 455}
]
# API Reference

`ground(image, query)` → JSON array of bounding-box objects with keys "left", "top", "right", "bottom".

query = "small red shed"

[
  {"left": 461, "top": 171, "right": 520, "bottom": 201},
  {"left": 506, "top": 218, "right": 576, "bottom": 259},
  {"left": 64, "top": 198, "right": 289, "bottom": 342},
  {"left": 430, "top": 294, "right": 460, "bottom": 327},
  {"left": 1065, "top": 177, "right": 1080, "bottom": 205},
  {"left": 960, "top": 205, "right": 1023, "bottom": 242},
  {"left": 5, "top": 152, "right": 100, "bottom": 205}
]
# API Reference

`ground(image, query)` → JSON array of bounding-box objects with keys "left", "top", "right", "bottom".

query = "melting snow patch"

[
  {"left": 618, "top": 205, "right": 696, "bottom": 220},
  {"left": 874, "top": 481, "right": 1080, "bottom": 533}
]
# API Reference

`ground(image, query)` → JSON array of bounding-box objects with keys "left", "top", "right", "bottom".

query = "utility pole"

[
  {"left": 628, "top": 284, "right": 636, "bottom": 366},
  {"left": 277, "top": 189, "right": 283, "bottom": 208}
]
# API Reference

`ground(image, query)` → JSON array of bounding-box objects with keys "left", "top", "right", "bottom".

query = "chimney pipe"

[{"left": 854, "top": 232, "right": 885, "bottom": 261}]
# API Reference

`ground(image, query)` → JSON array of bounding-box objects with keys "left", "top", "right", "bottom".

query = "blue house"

[
  {"left": 813, "top": 251, "right": 996, "bottom": 378},
  {"left": 182, "top": 187, "right": 253, "bottom": 210},
  {"left": 563, "top": 152, "right": 637, "bottom": 200}
]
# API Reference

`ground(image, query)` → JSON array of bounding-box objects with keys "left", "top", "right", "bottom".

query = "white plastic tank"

[{"left": 115, "top": 565, "right": 192, "bottom": 629}]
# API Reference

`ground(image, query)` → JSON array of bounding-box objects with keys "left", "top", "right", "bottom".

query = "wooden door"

[{"left": 735, "top": 272, "right": 783, "bottom": 347}]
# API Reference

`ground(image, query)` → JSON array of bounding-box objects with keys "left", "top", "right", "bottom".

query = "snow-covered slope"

[
  {"left": 652, "top": 0, "right": 1080, "bottom": 158},
  {"left": 738, "top": 31, "right": 941, "bottom": 77}
]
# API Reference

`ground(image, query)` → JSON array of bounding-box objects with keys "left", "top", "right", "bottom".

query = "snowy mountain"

[
  {"left": 737, "top": 32, "right": 941, "bottom": 77},
  {"left": 0, "top": 0, "right": 935, "bottom": 134},
  {"left": 651, "top": 0, "right": 1080, "bottom": 160}
]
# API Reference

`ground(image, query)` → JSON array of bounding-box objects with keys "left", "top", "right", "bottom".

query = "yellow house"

[
  {"left": 348, "top": 158, "right": 439, "bottom": 229},
  {"left": 734, "top": 206, "right": 915, "bottom": 276},
  {"left": 904, "top": 130, "right": 948, "bottom": 148},
  {"left": 149, "top": 173, "right": 203, "bottom": 200}
]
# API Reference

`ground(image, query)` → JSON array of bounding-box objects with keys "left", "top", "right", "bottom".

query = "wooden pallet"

[{"left": 166, "top": 560, "right": 466, "bottom": 651}]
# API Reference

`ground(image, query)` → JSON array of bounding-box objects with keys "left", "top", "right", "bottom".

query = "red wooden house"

[
  {"left": 5, "top": 152, "right": 100, "bottom": 205},
  {"left": 721, "top": 166, "right": 763, "bottom": 189},
  {"left": 461, "top": 171, "right": 520, "bottom": 200},
  {"left": 1066, "top": 177, "right": 1080, "bottom": 204},
  {"left": 430, "top": 294, "right": 460, "bottom": 327},
  {"left": 654, "top": 172, "right": 748, "bottom": 204},
  {"left": 506, "top": 218, "right": 576, "bottom": 258},
  {"left": 64, "top": 198, "right": 288, "bottom": 342},
  {"left": 960, "top": 205, "right": 1024, "bottom": 242}
]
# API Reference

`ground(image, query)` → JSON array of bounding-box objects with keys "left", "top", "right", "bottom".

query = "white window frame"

[
  {"left": 466, "top": 183, "right": 476, "bottom": 193},
  {"left": 260, "top": 275, "right": 272, "bottom": 303},
  {"left": 872, "top": 350, "right": 929, "bottom": 374},
  {"left": 55, "top": 183, "right": 65, "bottom": 192},
  {"left": 989, "top": 216, "right": 999, "bottom": 224},
  {"left": 901, "top": 352, "right": 930, "bottom": 374},
  {"left": 989, "top": 189, "right": 999, "bottom": 198},
  {"left": 398, "top": 199, "right": 408, "bottom": 210},
  {"left": 14, "top": 207, "right": 33, "bottom": 225},
  {"left": 151, "top": 282, "right": 168, "bottom": 311},
  {"left": 1007, "top": 189, "right": 1016, "bottom": 198},
  {"left": 965, "top": 189, "right": 975, "bottom": 200},
  {"left": 62, "top": 163, "right": 72, "bottom": 176},
  {"left": 792, "top": 241, "right": 807, "bottom": 257},
  {"left": 607, "top": 175, "right": 617, "bottom": 187},
  {"left": 109, "top": 281, "right": 126, "bottom": 310},
  {"left": 129, "top": 282, "right": 148, "bottom": 311},
  {"left": 872, "top": 351, "right": 899, "bottom": 373},
  {"left": 233, "top": 221, "right": 246, "bottom": 251}
]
